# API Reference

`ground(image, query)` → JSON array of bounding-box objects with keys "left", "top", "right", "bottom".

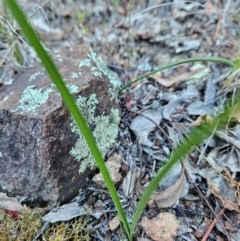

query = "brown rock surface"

[{"left": 0, "top": 44, "right": 121, "bottom": 204}]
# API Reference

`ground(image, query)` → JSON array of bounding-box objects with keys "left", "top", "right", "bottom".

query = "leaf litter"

[{"left": 1, "top": 0, "right": 240, "bottom": 240}]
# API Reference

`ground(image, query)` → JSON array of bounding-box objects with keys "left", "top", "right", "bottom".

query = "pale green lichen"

[
  {"left": 79, "top": 58, "right": 91, "bottom": 67},
  {"left": 69, "top": 93, "right": 120, "bottom": 173},
  {"left": 89, "top": 49, "right": 121, "bottom": 100},
  {"left": 51, "top": 82, "right": 79, "bottom": 95},
  {"left": 0, "top": 152, "right": 2, "bottom": 158},
  {"left": 4, "top": 78, "right": 13, "bottom": 85},
  {"left": 1, "top": 91, "right": 13, "bottom": 103},
  {"left": 91, "top": 67, "right": 102, "bottom": 78},
  {"left": 12, "top": 85, "right": 53, "bottom": 114},
  {"left": 66, "top": 84, "right": 79, "bottom": 94},
  {"left": 29, "top": 71, "right": 43, "bottom": 81},
  {"left": 71, "top": 71, "right": 82, "bottom": 79}
]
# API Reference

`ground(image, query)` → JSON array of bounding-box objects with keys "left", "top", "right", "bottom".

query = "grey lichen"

[
  {"left": 69, "top": 93, "right": 120, "bottom": 173},
  {"left": 71, "top": 71, "right": 82, "bottom": 79},
  {"left": 79, "top": 58, "right": 91, "bottom": 67},
  {"left": 91, "top": 67, "right": 102, "bottom": 78},
  {"left": 89, "top": 50, "right": 121, "bottom": 100},
  {"left": 1, "top": 91, "right": 13, "bottom": 103},
  {"left": 51, "top": 82, "right": 79, "bottom": 95},
  {"left": 29, "top": 71, "right": 43, "bottom": 81},
  {"left": 66, "top": 84, "right": 79, "bottom": 94},
  {"left": 4, "top": 78, "right": 13, "bottom": 85},
  {"left": 12, "top": 85, "right": 53, "bottom": 114}
]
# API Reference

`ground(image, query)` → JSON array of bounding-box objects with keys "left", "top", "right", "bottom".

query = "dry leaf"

[
  {"left": 150, "top": 69, "right": 203, "bottom": 87},
  {"left": 122, "top": 168, "right": 141, "bottom": 197},
  {"left": 190, "top": 114, "right": 213, "bottom": 126},
  {"left": 136, "top": 166, "right": 186, "bottom": 208},
  {"left": 130, "top": 109, "right": 162, "bottom": 147},
  {"left": 208, "top": 182, "right": 240, "bottom": 212},
  {"left": 42, "top": 202, "right": 88, "bottom": 223},
  {"left": 138, "top": 212, "right": 179, "bottom": 241},
  {"left": 152, "top": 168, "right": 185, "bottom": 208}
]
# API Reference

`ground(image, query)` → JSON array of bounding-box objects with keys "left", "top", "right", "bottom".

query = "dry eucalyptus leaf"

[
  {"left": 215, "top": 130, "right": 240, "bottom": 150},
  {"left": 208, "top": 182, "right": 240, "bottom": 212},
  {"left": 152, "top": 167, "right": 186, "bottom": 208},
  {"left": 190, "top": 114, "right": 213, "bottom": 126},
  {"left": 130, "top": 109, "right": 162, "bottom": 147},
  {"left": 138, "top": 212, "right": 179, "bottom": 241},
  {"left": 207, "top": 147, "right": 240, "bottom": 173},
  {"left": 187, "top": 101, "right": 210, "bottom": 115},
  {"left": 151, "top": 69, "right": 204, "bottom": 87},
  {"left": 160, "top": 84, "right": 199, "bottom": 120},
  {"left": 136, "top": 165, "right": 186, "bottom": 208},
  {"left": 0, "top": 192, "right": 26, "bottom": 213},
  {"left": 42, "top": 202, "right": 88, "bottom": 223},
  {"left": 206, "top": 168, "right": 240, "bottom": 212},
  {"left": 122, "top": 168, "right": 141, "bottom": 197}
]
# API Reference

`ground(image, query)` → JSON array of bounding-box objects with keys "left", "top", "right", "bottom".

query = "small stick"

[
  {"left": 185, "top": 169, "right": 231, "bottom": 241},
  {"left": 201, "top": 208, "right": 226, "bottom": 241}
]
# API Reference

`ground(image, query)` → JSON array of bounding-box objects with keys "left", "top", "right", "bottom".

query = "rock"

[
  {"left": 138, "top": 212, "right": 179, "bottom": 241},
  {"left": 92, "top": 153, "right": 122, "bottom": 189},
  {"left": 108, "top": 215, "right": 120, "bottom": 231},
  {"left": 0, "top": 44, "right": 121, "bottom": 204}
]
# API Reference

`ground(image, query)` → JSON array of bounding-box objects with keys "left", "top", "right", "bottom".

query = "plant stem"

[{"left": 120, "top": 57, "right": 234, "bottom": 91}]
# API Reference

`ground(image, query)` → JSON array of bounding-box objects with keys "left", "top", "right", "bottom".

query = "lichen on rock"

[
  {"left": 12, "top": 85, "right": 52, "bottom": 114},
  {"left": 69, "top": 93, "right": 120, "bottom": 173},
  {"left": 89, "top": 49, "right": 121, "bottom": 100}
]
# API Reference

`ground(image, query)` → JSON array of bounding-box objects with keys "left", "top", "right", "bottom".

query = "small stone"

[
  {"left": 138, "top": 212, "right": 179, "bottom": 241},
  {"left": 108, "top": 216, "right": 120, "bottom": 231},
  {"left": 92, "top": 153, "right": 122, "bottom": 189}
]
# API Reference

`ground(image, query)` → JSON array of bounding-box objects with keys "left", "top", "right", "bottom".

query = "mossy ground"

[{"left": 0, "top": 209, "right": 90, "bottom": 241}]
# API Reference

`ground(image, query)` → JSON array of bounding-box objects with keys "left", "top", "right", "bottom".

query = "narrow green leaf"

[
  {"left": 130, "top": 122, "right": 214, "bottom": 234},
  {"left": 130, "top": 98, "right": 239, "bottom": 235},
  {"left": 120, "top": 57, "right": 234, "bottom": 91}
]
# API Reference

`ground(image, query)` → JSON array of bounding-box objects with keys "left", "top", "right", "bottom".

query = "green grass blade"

[
  {"left": 130, "top": 99, "right": 240, "bottom": 235},
  {"left": 130, "top": 121, "right": 215, "bottom": 234},
  {"left": 4, "top": 0, "right": 131, "bottom": 239},
  {"left": 120, "top": 57, "right": 234, "bottom": 91}
]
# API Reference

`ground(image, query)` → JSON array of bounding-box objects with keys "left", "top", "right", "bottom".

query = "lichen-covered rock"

[{"left": 0, "top": 44, "right": 121, "bottom": 204}]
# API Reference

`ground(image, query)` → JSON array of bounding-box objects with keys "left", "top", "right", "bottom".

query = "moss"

[
  {"left": 12, "top": 85, "right": 53, "bottom": 114},
  {"left": 69, "top": 93, "right": 120, "bottom": 173},
  {"left": 89, "top": 49, "right": 121, "bottom": 100},
  {"left": 0, "top": 208, "right": 42, "bottom": 241},
  {"left": 42, "top": 217, "right": 90, "bottom": 241},
  {"left": 0, "top": 209, "right": 90, "bottom": 241}
]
